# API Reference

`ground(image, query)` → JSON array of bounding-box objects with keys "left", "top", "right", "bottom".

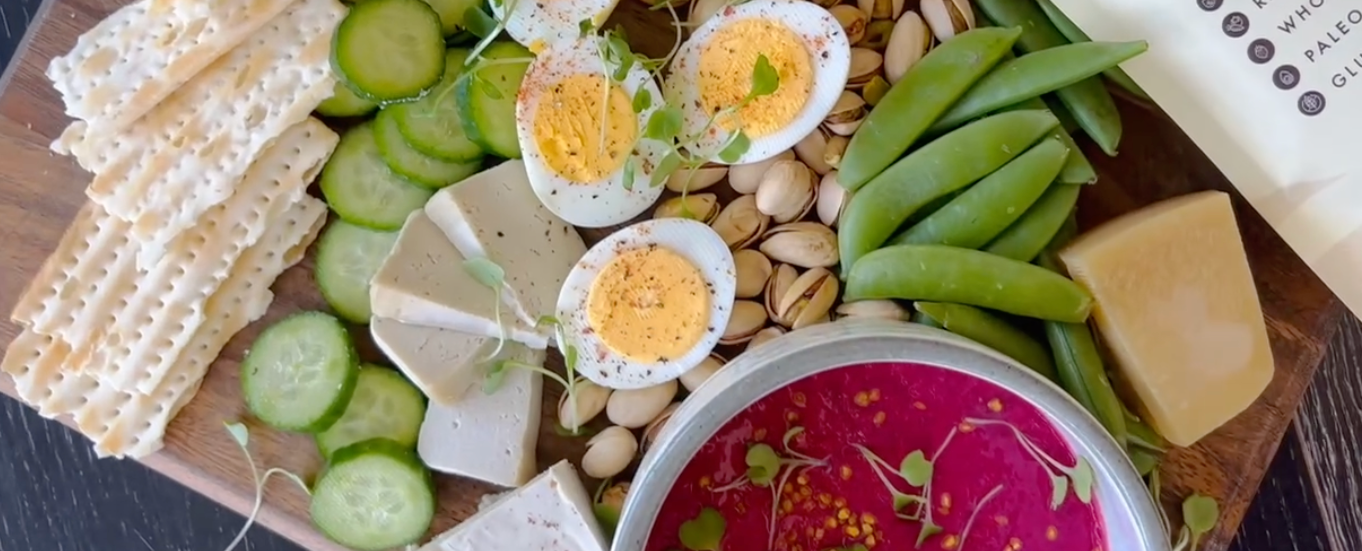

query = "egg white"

[
  {"left": 662, "top": 0, "right": 850, "bottom": 165},
  {"left": 557, "top": 218, "right": 737, "bottom": 390},
  {"left": 493, "top": 0, "right": 623, "bottom": 52},
  {"left": 515, "top": 37, "right": 669, "bottom": 228}
]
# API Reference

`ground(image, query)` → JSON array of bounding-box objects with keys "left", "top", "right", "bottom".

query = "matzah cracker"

[
  {"left": 45, "top": 0, "right": 297, "bottom": 141},
  {"left": 77, "top": 0, "right": 342, "bottom": 262},
  {"left": 0, "top": 197, "right": 327, "bottom": 458},
  {"left": 11, "top": 119, "right": 337, "bottom": 380}
]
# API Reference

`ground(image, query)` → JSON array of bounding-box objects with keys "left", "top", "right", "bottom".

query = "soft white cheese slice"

[
  {"left": 370, "top": 317, "right": 496, "bottom": 406},
  {"left": 425, "top": 160, "right": 587, "bottom": 331},
  {"left": 370, "top": 210, "right": 548, "bottom": 349},
  {"left": 418, "top": 344, "right": 545, "bottom": 488},
  {"left": 421, "top": 460, "right": 609, "bottom": 551}
]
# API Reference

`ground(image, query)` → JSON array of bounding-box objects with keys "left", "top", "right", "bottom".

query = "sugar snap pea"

[
  {"left": 972, "top": 0, "right": 1125, "bottom": 156},
  {"left": 891, "top": 137, "right": 1067, "bottom": 249},
  {"left": 902, "top": 189, "right": 965, "bottom": 230},
  {"left": 1124, "top": 410, "right": 1169, "bottom": 452},
  {"left": 838, "top": 110, "right": 1059, "bottom": 275},
  {"left": 1034, "top": 0, "right": 1150, "bottom": 101},
  {"left": 1128, "top": 446, "right": 1160, "bottom": 477},
  {"left": 916, "top": 302, "right": 1057, "bottom": 380},
  {"left": 930, "top": 41, "right": 1149, "bottom": 132},
  {"left": 839, "top": 27, "right": 1022, "bottom": 191},
  {"left": 1040, "top": 304, "right": 1128, "bottom": 446},
  {"left": 844, "top": 244, "right": 1092, "bottom": 322},
  {"left": 1044, "top": 94, "right": 1081, "bottom": 134},
  {"left": 1005, "top": 99, "right": 1095, "bottom": 184},
  {"left": 912, "top": 310, "right": 945, "bottom": 329},
  {"left": 984, "top": 183, "right": 1081, "bottom": 261}
]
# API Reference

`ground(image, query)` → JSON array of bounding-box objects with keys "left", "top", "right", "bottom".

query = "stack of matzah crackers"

[{"left": 1, "top": 0, "right": 349, "bottom": 459}]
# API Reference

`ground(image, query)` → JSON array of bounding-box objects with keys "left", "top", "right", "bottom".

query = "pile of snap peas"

[{"left": 832, "top": 18, "right": 1167, "bottom": 464}]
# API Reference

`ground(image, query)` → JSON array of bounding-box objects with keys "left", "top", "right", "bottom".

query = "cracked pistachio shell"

[
  {"left": 858, "top": 0, "right": 905, "bottom": 20},
  {"left": 847, "top": 48, "right": 884, "bottom": 88},
  {"left": 745, "top": 326, "right": 787, "bottom": 352},
  {"left": 680, "top": 353, "right": 727, "bottom": 391},
  {"left": 765, "top": 263, "right": 799, "bottom": 321},
  {"left": 776, "top": 267, "right": 839, "bottom": 329},
  {"left": 558, "top": 379, "right": 611, "bottom": 432},
  {"left": 606, "top": 380, "right": 678, "bottom": 429},
  {"left": 885, "top": 12, "right": 932, "bottom": 84},
  {"left": 794, "top": 128, "right": 835, "bottom": 175},
  {"left": 921, "top": 0, "right": 974, "bottom": 42},
  {"left": 729, "top": 150, "right": 795, "bottom": 194},
  {"left": 665, "top": 165, "right": 728, "bottom": 192},
  {"left": 720, "top": 300, "right": 769, "bottom": 344},
  {"left": 823, "top": 134, "right": 850, "bottom": 168},
  {"left": 830, "top": 5, "right": 869, "bottom": 44},
  {"left": 583, "top": 426, "right": 639, "bottom": 478},
  {"left": 688, "top": 0, "right": 728, "bottom": 27},
  {"left": 816, "top": 171, "right": 849, "bottom": 227},
  {"left": 860, "top": 20, "right": 895, "bottom": 50},
  {"left": 734, "top": 249, "right": 774, "bottom": 299},
  {"left": 760, "top": 222, "right": 840, "bottom": 268},
  {"left": 654, "top": 193, "right": 720, "bottom": 223},
  {"left": 710, "top": 194, "right": 770, "bottom": 249},
  {"left": 755, "top": 160, "right": 817, "bottom": 224},
  {"left": 836, "top": 299, "right": 910, "bottom": 321}
]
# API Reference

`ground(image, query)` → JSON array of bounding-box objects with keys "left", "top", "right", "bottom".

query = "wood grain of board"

[{"left": 0, "top": 1, "right": 1345, "bottom": 550}]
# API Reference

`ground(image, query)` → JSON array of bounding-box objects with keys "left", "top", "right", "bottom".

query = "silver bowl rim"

[{"left": 613, "top": 318, "right": 1169, "bottom": 551}]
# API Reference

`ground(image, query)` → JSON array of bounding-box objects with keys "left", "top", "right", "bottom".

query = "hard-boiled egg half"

[
  {"left": 663, "top": 0, "right": 850, "bottom": 164},
  {"left": 557, "top": 218, "right": 736, "bottom": 390},
  {"left": 491, "top": 0, "right": 623, "bottom": 52},
  {"left": 516, "top": 36, "right": 670, "bottom": 228}
]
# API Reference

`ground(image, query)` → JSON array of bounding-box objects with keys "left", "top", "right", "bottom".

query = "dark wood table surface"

[{"left": 1, "top": 2, "right": 1360, "bottom": 551}]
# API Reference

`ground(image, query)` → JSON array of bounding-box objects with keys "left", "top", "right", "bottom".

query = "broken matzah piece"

[
  {"left": 76, "top": 0, "right": 342, "bottom": 265},
  {"left": 45, "top": 0, "right": 297, "bottom": 144},
  {"left": 0, "top": 197, "right": 327, "bottom": 458},
  {"left": 10, "top": 118, "right": 337, "bottom": 381}
]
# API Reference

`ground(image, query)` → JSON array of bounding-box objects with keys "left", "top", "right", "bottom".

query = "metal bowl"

[{"left": 613, "top": 318, "right": 1168, "bottom": 551}]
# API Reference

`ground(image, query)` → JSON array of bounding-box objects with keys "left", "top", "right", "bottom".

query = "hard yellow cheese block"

[{"left": 1059, "top": 191, "right": 1273, "bottom": 447}]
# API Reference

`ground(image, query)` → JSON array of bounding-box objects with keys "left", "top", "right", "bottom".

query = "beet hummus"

[{"left": 646, "top": 361, "right": 1105, "bottom": 551}]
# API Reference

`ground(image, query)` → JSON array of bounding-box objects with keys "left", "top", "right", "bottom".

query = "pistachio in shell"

[
  {"left": 860, "top": 20, "right": 895, "bottom": 51},
  {"left": 688, "top": 0, "right": 728, "bottom": 27},
  {"left": 836, "top": 299, "right": 910, "bottom": 321},
  {"left": 823, "top": 134, "right": 850, "bottom": 168},
  {"left": 665, "top": 165, "right": 728, "bottom": 193},
  {"left": 794, "top": 128, "right": 834, "bottom": 176},
  {"left": 606, "top": 379, "right": 678, "bottom": 428},
  {"left": 755, "top": 160, "right": 817, "bottom": 224},
  {"left": 721, "top": 300, "right": 769, "bottom": 345},
  {"left": 760, "top": 222, "right": 840, "bottom": 269},
  {"left": 729, "top": 150, "right": 795, "bottom": 194},
  {"left": 776, "top": 267, "right": 839, "bottom": 329},
  {"left": 817, "top": 171, "right": 849, "bottom": 227},
  {"left": 920, "top": 0, "right": 974, "bottom": 42},
  {"left": 710, "top": 194, "right": 770, "bottom": 249},
  {"left": 885, "top": 12, "right": 932, "bottom": 84},
  {"left": 824, "top": 92, "right": 866, "bottom": 137},
  {"left": 680, "top": 354, "right": 726, "bottom": 391},
  {"left": 829, "top": 5, "right": 869, "bottom": 45},
  {"left": 558, "top": 379, "right": 612, "bottom": 432},
  {"left": 641, "top": 403, "right": 680, "bottom": 452},
  {"left": 745, "top": 326, "right": 787, "bottom": 352},
  {"left": 764, "top": 263, "right": 799, "bottom": 321},
  {"left": 583, "top": 426, "right": 638, "bottom": 478},
  {"left": 858, "top": 0, "right": 904, "bottom": 20},
  {"left": 734, "top": 249, "right": 774, "bottom": 299},
  {"left": 654, "top": 193, "right": 720, "bottom": 223},
  {"left": 862, "top": 75, "right": 892, "bottom": 106},
  {"left": 847, "top": 48, "right": 884, "bottom": 89}
]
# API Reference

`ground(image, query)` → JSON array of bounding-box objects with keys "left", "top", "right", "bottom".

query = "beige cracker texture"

[
  {"left": 0, "top": 197, "right": 328, "bottom": 459},
  {"left": 72, "top": 0, "right": 342, "bottom": 266},
  {"left": 9, "top": 118, "right": 338, "bottom": 388},
  {"left": 46, "top": 0, "right": 298, "bottom": 144}
]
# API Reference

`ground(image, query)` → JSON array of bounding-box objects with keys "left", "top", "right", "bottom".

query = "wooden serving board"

[{"left": 0, "top": 0, "right": 1346, "bottom": 550}]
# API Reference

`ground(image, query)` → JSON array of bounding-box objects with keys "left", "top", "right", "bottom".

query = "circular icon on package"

[
  {"left": 1248, "top": 39, "right": 1275, "bottom": 64},
  {"left": 1223, "top": 12, "right": 1249, "bottom": 37},
  {"left": 1273, "top": 65, "right": 1300, "bottom": 90},
  {"left": 1298, "top": 91, "right": 1325, "bottom": 116},
  {"left": 1199, "top": 0, "right": 1223, "bottom": 11}
]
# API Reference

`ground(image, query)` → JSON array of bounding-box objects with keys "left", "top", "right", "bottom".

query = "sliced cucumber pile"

[
  {"left": 314, "top": 219, "right": 400, "bottom": 323},
  {"left": 315, "top": 365, "right": 427, "bottom": 458},
  {"left": 316, "top": 81, "right": 379, "bottom": 118},
  {"left": 374, "top": 107, "right": 482, "bottom": 188},
  {"left": 333, "top": 0, "right": 446, "bottom": 102},
  {"left": 320, "top": 122, "right": 435, "bottom": 231},
  {"left": 455, "top": 41, "right": 532, "bottom": 158},
  {"left": 311, "top": 438, "right": 436, "bottom": 551},
  {"left": 389, "top": 49, "right": 485, "bottom": 162},
  {"left": 241, "top": 312, "right": 359, "bottom": 433}
]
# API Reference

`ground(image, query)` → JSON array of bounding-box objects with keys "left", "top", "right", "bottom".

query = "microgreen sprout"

[
  {"left": 955, "top": 484, "right": 1005, "bottom": 550},
  {"left": 464, "top": 0, "right": 520, "bottom": 62},
  {"left": 707, "top": 426, "right": 827, "bottom": 548},
  {"left": 854, "top": 425, "right": 958, "bottom": 547},
  {"left": 221, "top": 422, "right": 310, "bottom": 551},
  {"left": 462, "top": 257, "right": 508, "bottom": 361},
  {"left": 963, "top": 417, "right": 1096, "bottom": 509},
  {"left": 679, "top": 507, "right": 726, "bottom": 551},
  {"left": 1171, "top": 494, "right": 1218, "bottom": 551}
]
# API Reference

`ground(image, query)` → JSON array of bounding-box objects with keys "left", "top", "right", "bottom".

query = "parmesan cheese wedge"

[
  {"left": 45, "top": 0, "right": 297, "bottom": 143},
  {"left": 74, "top": 0, "right": 342, "bottom": 266}
]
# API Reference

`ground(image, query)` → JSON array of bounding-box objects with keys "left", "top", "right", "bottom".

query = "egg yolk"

[
  {"left": 586, "top": 246, "right": 711, "bottom": 364},
  {"left": 532, "top": 74, "right": 637, "bottom": 184},
  {"left": 697, "top": 18, "right": 813, "bottom": 137}
]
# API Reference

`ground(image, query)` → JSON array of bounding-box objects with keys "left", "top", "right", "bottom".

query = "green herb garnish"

[
  {"left": 221, "top": 422, "right": 310, "bottom": 551},
  {"left": 462, "top": 257, "right": 507, "bottom": 361},
  {"left": 679, "top": 507, "right": 726, "bottom": 551},
  {"left": 1171, "top": 494, "right": 1219, "bottom": 551},
  {"left": 963, "top": 417, "right": 1096, "bottom": 508}
]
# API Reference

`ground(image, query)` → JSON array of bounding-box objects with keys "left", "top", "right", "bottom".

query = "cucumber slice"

[
  {"left": 455, "top": 41, "right": 532, "bottom": 158},
  {"left": 316, "top": 81, "right": 379, "bottom": 118},
  {"left": 374, "top": 107, "right": 483, "bottom": 188},
  {"left": 311, "top": 438, "right": 436, "bottom": 551},
  {"left": 315, "top": 365, "right": 427, "bottom": 458},
  {"left": 390, "top": 49, "right": 484, "bottom": 162},
  {"left": 241, "top": 312, "right": 359, "bottom": 433},
  {"left": 314, "top": 219, "right": 399, "bottom": 323},
  {"left": 333, "top": 0, "right": 446, "bottom": 102},
  {"left": 421, "top": 0, "right": 482, "bottom": 35},
  {"left": 320, "top": 123, "right": 435, "bottom": 231}
]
